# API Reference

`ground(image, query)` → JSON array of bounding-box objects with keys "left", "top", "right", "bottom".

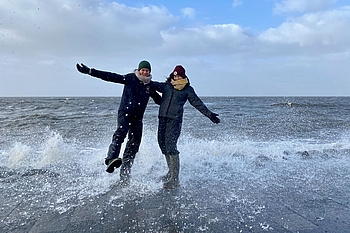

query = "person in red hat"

[{"left": 151, "top": 65, "right": 220, "bottom": 189}]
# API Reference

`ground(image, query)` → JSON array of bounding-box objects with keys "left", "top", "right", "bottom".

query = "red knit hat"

[{"left": 172, "top": 65, "right": 186, "bottom": 78}]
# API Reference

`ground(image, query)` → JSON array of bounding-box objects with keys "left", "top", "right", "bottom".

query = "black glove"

[
  {"left": 76, "top": 63, "right": 90, "bottom": 74},
  {"left": 210, "top": 113, "right": 220, "bottom": 124}
]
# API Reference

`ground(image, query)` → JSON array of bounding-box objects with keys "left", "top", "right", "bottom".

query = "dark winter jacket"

[
  {"left": 151, "top": 79, "right": 213, "bottom": 120},
  {"left": 90, "top": 69, "right": 161, "bottom": 118}
]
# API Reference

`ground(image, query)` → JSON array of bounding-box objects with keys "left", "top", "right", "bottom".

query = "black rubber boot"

[
  {"left": 160, "top": 154, "right": 171, "bottom": 182},
  {"left": 163, "top": 155, "right": 180, "bottom": 189},
  {"left": 105, "top": 158, "right": 122, "bottom": 173}
]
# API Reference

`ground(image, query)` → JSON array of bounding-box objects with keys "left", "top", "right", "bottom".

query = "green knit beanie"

[{"left": 138, "top": 60, "right": 151, "bottom": 72}]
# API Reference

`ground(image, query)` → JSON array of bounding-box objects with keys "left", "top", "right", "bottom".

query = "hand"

[
  {"left": 76, "top": 63, "right": 90, "bottom": 74},
  {"left": 210, "top": 113, "right": 220, "bottom": 124}
]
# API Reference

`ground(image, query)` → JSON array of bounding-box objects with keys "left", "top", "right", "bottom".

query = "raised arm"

[{"left": 76, "top": 63, "right": 128, "bottom": 84}]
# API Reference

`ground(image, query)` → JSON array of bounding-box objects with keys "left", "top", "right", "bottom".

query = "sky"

[{"left": 1, "top": 0, "right": 350, "bottom": 97}]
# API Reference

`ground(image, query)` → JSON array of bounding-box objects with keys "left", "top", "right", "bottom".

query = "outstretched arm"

[
  {"left": 187, "top": 87, "right": 220, "bottom": 124},
  {"left": 150, "top": 80, "right": 166, "bottom": 93},
  {"left": 76, "top": 63, "right": 128, "bottom": 84}
]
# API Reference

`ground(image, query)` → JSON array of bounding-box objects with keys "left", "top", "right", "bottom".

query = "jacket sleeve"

[
  {"left": 150, "top": 89, "right": 162, "bottom": 105},
  {"left": 187, "top": 86, "right": 213, "bottom": 118},
  {"left": 90, "top": 69, "right": 128, "bottom": 84},
  {"left": 150, "top": 81, "right": 166, "bottom": 93}
]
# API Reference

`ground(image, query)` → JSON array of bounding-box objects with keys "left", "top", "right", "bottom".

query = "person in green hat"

[{"left": 76, "top": 60, "right": 161, "bottom": 185}]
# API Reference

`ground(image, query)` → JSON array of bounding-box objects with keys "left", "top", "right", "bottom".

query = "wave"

[
  {"left": 2, "top": 129, "right": 350, "bottom": 170},
  {"left": 270, "top": 101, "right": 344, "bottom": 109},
  {"left": 1, "top": 129, "right": 350, "bottom": 220},
  {"left": 1, "top": 97, "right": 349, "bottom": 229},
  {"left": 270, "top": 102, "right": 299, "bottom": 107}
]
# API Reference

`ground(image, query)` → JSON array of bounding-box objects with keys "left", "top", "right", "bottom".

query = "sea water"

[{"left": 1, "top": 97, "right": 350, "bottom": 219}]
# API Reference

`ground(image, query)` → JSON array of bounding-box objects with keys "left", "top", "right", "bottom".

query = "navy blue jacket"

[
  {"left": 90, "top": 69, "right": 161, "bottom": 118},
  {"left": 151, "top": 80, "right": 213, "bottom": 120}
]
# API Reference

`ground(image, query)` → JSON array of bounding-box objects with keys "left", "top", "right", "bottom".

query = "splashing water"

[
  {"left": 1, "top": 96, "right": 350, "bottom": 229},
  {"left": 2, "top": 128, "right": 350, "bottom": 214},
  {"left": 7, "top": 143, "right": 31, "bottom": 168}
]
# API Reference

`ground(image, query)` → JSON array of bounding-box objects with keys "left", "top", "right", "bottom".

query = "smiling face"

[{"left": 139, "top": 68, "right": 150, "bottom": 77}]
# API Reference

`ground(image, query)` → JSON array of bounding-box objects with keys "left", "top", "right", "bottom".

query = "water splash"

[
  {"left": 38, "top": 132, "right": 69, "bottom": 167},
  {"left": 7, "top": 142, "right": 31, "bottom": 168},
  {"left": 1, "top": 128, "right": 350, "bottom": 220}
]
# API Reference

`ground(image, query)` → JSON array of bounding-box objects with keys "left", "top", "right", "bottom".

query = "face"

[
  {"left": 139, "top": 68, "right": 150, "bottom": 77},
  {"left": 173, "top": 74, "right": 183, "bottom": 80}
]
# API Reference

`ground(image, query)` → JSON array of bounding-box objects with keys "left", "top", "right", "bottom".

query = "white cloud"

[
  {"left": 232, "top": 0, "right": 243, "bottom": 8},
  {"left": 260, "top": 7, "right": 350, "bottom": 51},
  {"left": 0, "top": 0, "right": 176, "bottom": 58},
  {"left": 274, "top": 0, "right": 337, "bottom": 14},
  {"left": 160, "top": 24, "right": 252, "bottom": 56},
  {"left": 181, "top": 7, "right": 196, "bottom": 19},
  {"left": 0, "top": 0, "right": 350, "bottom": 96}
]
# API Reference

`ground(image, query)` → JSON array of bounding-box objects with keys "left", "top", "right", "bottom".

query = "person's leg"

[
  {"left": 105, "top": 112, "right": 130, "bottom": 173},
  {"left": 119, "top": 118, "right": 143, "bottom": 182},
  {"left": 157, "top": 117, "right": 167, "bottom": 155},
  {"left": 160, "top": 154, "right": 171, "bottom": 182},
  {"left": 163, "top": 154, "right": 180, "bottom": 188},
  {"left": 163, "top": 118, "right": 182, "bottom": 188},
  {"left": 158, "top": 117, "right": 172, "bottom": 181},
  {"left": 164, "top": 118, "right": 182, "bottom": 156}
]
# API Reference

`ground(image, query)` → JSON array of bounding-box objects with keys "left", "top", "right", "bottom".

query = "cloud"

[
  {"left": 3, "top": 0, "right": 348, "bottom": 62},
  {"left": 274, "top": 0, "right": 337, "bottom": 14},
  {"left": 181, "top": 7, "right": 196, "bottom": 19},
  {"left": 260, "top": 7, "right": 350, "bottom": 53},
  {"left": 232, "top": 0, "right": 243, "bottom": 8},
  {"left": 1, "top": 0, "right": 350, "bottom": 96},
  {"left": 0, "top": 0, "right": 176, "bottom": 58},
  {"left": 160, "top": 24, "right": 253, "bottom": 56}
]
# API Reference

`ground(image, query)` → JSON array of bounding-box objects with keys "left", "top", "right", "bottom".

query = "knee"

[{"left": 112, "top": 130, "right": 128, "bottom": 141}]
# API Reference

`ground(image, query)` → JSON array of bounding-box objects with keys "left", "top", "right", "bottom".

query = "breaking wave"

[{"left": 1, "top": 128, "right": 350, "bottom": 215}]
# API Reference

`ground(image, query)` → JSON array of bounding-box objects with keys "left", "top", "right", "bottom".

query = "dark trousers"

[
  {"left": 106, "top": 111, "right": 143, "bottom": 166},
  {"left": 158, "top": 117, "right": 182, "bottom": 155}
]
